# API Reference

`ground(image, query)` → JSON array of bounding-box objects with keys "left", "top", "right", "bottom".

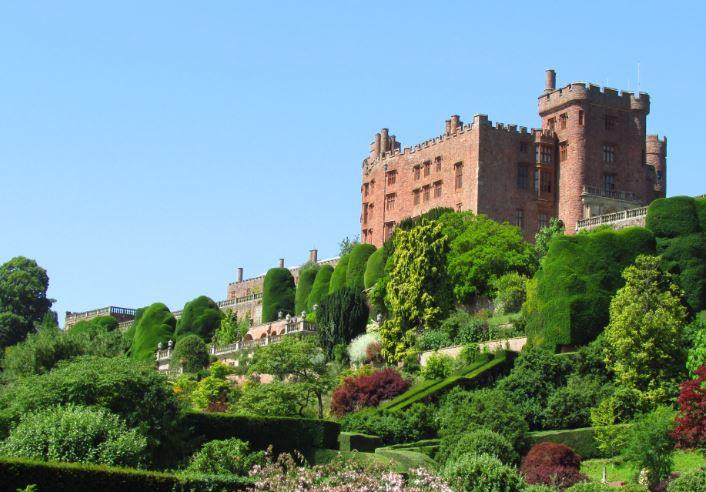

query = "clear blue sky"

[{"left": 1, "top": 1, "right": 704, "bottom": 325}]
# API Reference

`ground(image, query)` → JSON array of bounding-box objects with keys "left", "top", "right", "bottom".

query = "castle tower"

[{"left": 646, "top": 135, "right": 667, "bottom": 200}]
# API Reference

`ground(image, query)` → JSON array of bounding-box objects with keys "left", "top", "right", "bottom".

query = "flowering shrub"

[
  {"left": 250, "top": 450, "right": 450, "bottom": 491},
  {"left": 673, "top": 365, "right": 706, "bottom": 452},
  {"left": 520, "top": 442, "right": 587, "bottom": 489},
  {"left": 330, "top": 368, "right": 410, "bottom": 416},
  {"left": 348, "top": 332, "right": 381, "bottom": 365}
]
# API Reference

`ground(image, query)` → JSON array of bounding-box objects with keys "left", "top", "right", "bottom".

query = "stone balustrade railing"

[
  {"left": 576, "top": 206, "right": 648, "bottom": 231},
  {"left": 581, "top": 185, "right": 640, "bottom": 203}
]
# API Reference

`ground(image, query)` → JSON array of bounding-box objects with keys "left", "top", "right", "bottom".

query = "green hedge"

[
  {"left": 525, "top": 227, "right": 656, "bottom": 349},
  {"left": 295, "top": 264, "right": 319, "bottom": 314},
  {"left": 338, "top": 431, "right": 381, "bottom": 452},
  {"left": 130, "top": 302, "right": 176, "bottom": 361},
  {"left": 261, "top": 268, "right": 296, "bottom": 322},
  {"left": 307, "top": 265, "right": 334, "bottom": 311},
  {"left": 174, "top": 296, "right": 223, "bottom": 341},
  {"left": 0, "top": 458, "right": 253, "bottom": 491},
  {"left": 328, "top": 255, "right": 350, "bottom": 294},
  {"left": 70, "top": 315, "right": 119, "bottom": 334},
  {"left": 646, "top": 196, "right": 701, "bottom": 238},
  {"left": 182, "top": 412, "right": 340, "bottom": 457},
  {"left": 346, "top": 244, "right": 376, "bottom": 291},
  {"left": 373, "top": 448, "right": 437, "bottom": 472},
  {"left": 379, "top": 439, "right": 441, "bottom": 459},
  {"left": 364, "top": 248, "right": 386, "bottom": 290},
  {"left": 526, "top": 427, "right": 612, "bottom": 459}
]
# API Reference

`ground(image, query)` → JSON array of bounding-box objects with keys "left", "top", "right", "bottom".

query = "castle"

[{"left": 359, "top": 70, "right": 667, "bottom": 246}]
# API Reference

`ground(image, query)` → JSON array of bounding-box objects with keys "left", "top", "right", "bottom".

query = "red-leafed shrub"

[
  {"left": 330, "top": 368, "right": 410, "bottom": 416},
  {"left": 365, "top": 341, "right": 382, "bottom": 364},
  {"left": 520, "top": 442, "right": 588, "bottom": 489},
  {"left": 673, "top": 365, "right": 706, "bottom": 452}
]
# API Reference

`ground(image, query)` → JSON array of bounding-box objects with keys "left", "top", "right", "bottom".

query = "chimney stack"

[
  {"left": 450, "top": 115, "right": 461, "bottom": 133},
  {"left": 237, "top": 267, "right": 243, "bottom": 283},
  {"left": 309, "top": 249, "right": 318, "bottom": 263},
  {"left": 278, "top": 258, "right": 285, "bottom": 268},
  {"left": 545, "top": 69, "right": 556, "bottom": 93}
]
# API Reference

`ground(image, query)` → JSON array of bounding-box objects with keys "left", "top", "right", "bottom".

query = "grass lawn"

[
  {"left": 487, "top": 312, "right": 519, "bottom": 328},
  {"left": 312, "top": 448, "right": 393, "bottom": 467},
  {"left": 581, "top": 450, "right": 704, "bottom": 484}
]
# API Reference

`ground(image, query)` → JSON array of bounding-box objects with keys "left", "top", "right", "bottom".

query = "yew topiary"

[
  {"left": 345, "top": 244, "right": 376, "bottom": 292},
  {"left": 261, "top": 268, "right": 296, "bottom": 322},
  {"left": 174, "top": 295, "right": 223, "bottom": 341},
  {"left": 328, "top": 255, "right": 350, "bottom": 294},
  {"left": 130, "top": 302, "right": 176, "bottom": 361},
  {"left": 294, "top": 264, "right": 319, "bottom": 315},
  {"left": 307, "top": 265, "right": 334, "bottom": 311}
]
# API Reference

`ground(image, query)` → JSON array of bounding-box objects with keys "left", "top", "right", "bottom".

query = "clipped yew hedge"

[
  {"left": 174, "top": 295, "right": 223, "bottom": 341},
  {"left": 261, "top": 268, "right": 296, "bottom": 322},
  {"left": 338, "top": 431, "right": 381, "bottom": 452},
  {"left": 346, "top": 244, "right": 376, "bottom": 292},
  {"left": 328, "top": 255, "right": 350, "bottom": 294},
  {"left": 307, "top": 265, "right": 334, "bottom": 311},
  {"left": 130, "top": 303, "right": 176, "bottom": 361},
  {"left": 295, "top": 264, "right": 319, "bottom": 314},
  {"left": 363, "top": 248, "right": 386, "bottom": 289}
]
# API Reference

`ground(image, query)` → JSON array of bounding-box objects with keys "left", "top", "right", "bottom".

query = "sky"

[{"left": 1, "top": 1, "right": 704, "bottom": 326}]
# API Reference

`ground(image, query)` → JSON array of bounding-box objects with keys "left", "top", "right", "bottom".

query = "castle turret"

[
  {"left": 545, "top": 69, "right": 556, "bottom": 93},
  {"left": 646, "top": 135, "right": 667, "bottom": 199}
]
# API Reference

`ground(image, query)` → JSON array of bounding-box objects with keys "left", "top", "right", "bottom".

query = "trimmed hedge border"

[
  {"left": 338, "top": 431, "right": 382, "bottom": 452},
  {"left": 0, "top": 457, "right": 253, "bottom": 492},
  {"left": 526, "top": 426, "right": 626, "bottom": 459},
  {"left": 183, "top": 412, "right": 340, "bottom": 457}
]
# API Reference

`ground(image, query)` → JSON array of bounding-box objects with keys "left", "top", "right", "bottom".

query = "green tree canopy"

[
  {"left": 345, "top": 243, "right": 376, "bottom": 292},
  {"left": 294, "top": 264, "right": 319, "bottom": 315},
  {"left": 174, "top": 295, "right": 223, "bottom": 341},
  {"left": 170, "top": 334, "right": 209, "bottom": 372},
  {"left": 316, "top": 287, "right": 369, "bottom": 360},
  {"left": 307, "top": 265, "right": 334, "bottom": 311},
  {"left": 534, "top": 217, "right": 565, "bottom": 259},
  {"left": 603, "top": 255, "right": 689, "bottom": 405},
  {"left": 328, "top": 255, "right": 350, "bottom": 294},
  {"left": 130, "top": 302, "right": 176, "bottom": 361},
  {"left": 261, "top": 268, "right": 296, "bottom": 322}
]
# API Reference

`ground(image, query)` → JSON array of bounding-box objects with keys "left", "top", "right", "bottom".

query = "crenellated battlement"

[
  {"left": 646, "top": 134, "right": 667, "bottom": 154},
  {"left": 538, "top": 81, "right": 650, "bottom": 115}
]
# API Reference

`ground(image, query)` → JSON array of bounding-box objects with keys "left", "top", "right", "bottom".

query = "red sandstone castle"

[{"left": 360, "top": 70, "right": 667, "bottom": 246}]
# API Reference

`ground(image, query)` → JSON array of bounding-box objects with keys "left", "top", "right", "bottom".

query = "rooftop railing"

[
  {"left": 581, "top": 185, "right": 640, "bottom": 203},
  {"left": 576, "top": 206, "right": 648, "bottom": 230}
]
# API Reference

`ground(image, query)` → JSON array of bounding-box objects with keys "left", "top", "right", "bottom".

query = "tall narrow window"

[
  {"left": 516, "top": 164, "right": 529, "bottom": 191},
  {"left": 363, "top": 183, "right": 369, "bottom": 196},
  {"left": 384, "top": 222, "right": 395, "bottom": 241},
  {"left": 603, "top": 144, "right": 615, "bottom": 163},
  {"left": 435, "top": 156, "right": 442, "bottom": 172},
  {"left": 423, "top": 160, "right": 431, "bottom": 177},
  {"left": 540, "top": 146, "right": 552, "bottom": 164},
  {"left": 413, "top": 189, "right": 420, "bottom": 205},
  {"left": 560, "top": 113, "right": 568, "bottom": 129},
  {"left": 559, "top": 141, "right": 568, "bottom": 162},
  {"left": 656, "top": 170, "right": 663, "bottom": 184},
  {"left": 370, "top": 180, "right": 375, "bottom": 192},
  {"left": 604, "top": 114, "right": 616, "bottom": 130},
  {"left": 515, "top": 209, "right": 524, "bottom": 230},
  {"left": 578, "top": 110, "right": 584, "bottom": 126},
  {"left": 603, "top": 174, "right": 616, "bottom": 193},
  {"left": 363, "top": 203, "right": 368, "bottom": 225},
  {"left": 541, "top": 177, "right": 552, "bottom": 193},
  {"left": 433, "top": 180, "right": 442, "bottom": 198},
  {"left": 547, "top": 117, "right": 556, "bottom": 130},
  {"left": 386, "top": 170, "right": 397, "bottom": 185},
  {"left": 423, "top": 185, "right": 430, "bottom": 202},
  {"left": 534, "top": 170, "right": 540, "bottom": 192},
  {"left": 368, "top": 204, "right": 373, "bottom": 219},
  {"left": 386, "top": 193, "right": 396, "bottom": 211},
  {"left": 520, "top": 141, "right": 528, "bottom": 153},
  {"left": 538, "top": 213, "right": 549, "bottom": 229},
  {"left": 414, "top": 165, "right": 421, "bottom": 180},
  {"left": 454, "top": 162, "right": 463, "bottom": 189}
]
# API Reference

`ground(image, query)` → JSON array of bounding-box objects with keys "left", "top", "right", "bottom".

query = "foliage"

[
  {"left": 436, "top": 309, "right": 491, "bottom": 345},
  {"left": 535, "top": 217, "right": 565, "bottom": 259},
  {"left": 421, "top": 353, "right": 454, "bottom": 380},
  {"left": 0, "top": 404, "right": 147, "bottom": 468},
  {"left": 443, "top": 453, "right": 525, "bottom": 492},
  {"left": 261, "top": 268, "right": 296, "bottom": 322},
  {"left": 564, "top": 483, "right": 613, "bottom": 492},
  {"left": 170, "top": 334, "right": 209, "bottom": 373},
  {"left": 364, "top": 248, "right": 386, "bottom": 290},
  {"left": 524, "top": 226, "right": 656, "bottom": 349},
  {"left": 623, "top": 406, "right": 676, "bottom": 489},
  {"left": 130, "top": 302, "right": 176, "bottom": 361},
  {"left": 294, "top": 264, "right": 319, "bottom": 315},
  {"left": 446, "top": 212, "right": 537, "bottom": 304},
  {"left": 590, "top": 390, "right": 641, "bottom": 458},
  {"left": 0, "top": 257, "right": 54, "bottom": 348},
  {"left": 346, "top": 243, "right": 376, "bottom": 292},
  {"left": 212, "top": 309, "right": 249, "bottom": 346},
  {"left": 0, "top": 356, "right": 181, "bottom": 464},
  {"left": 528, "top": 427, "right": 602, "bottom": 460},
  {"left": 437, "top": 387, "right": 528, "bottom": 451},
  {"left": 236, "top": 380, "right": 314, "bottom": 417},
  {"left": 417, "top": 328, "right": 453, "bottom": 351},
  {"left": 673, "top": 366, "right": 706, "bottom": 452},
  {"left": 347, "top": 331, "right": 381, "bottom": 365},
  {"left": 70, "top": 315, "right": 119, "bottom": 334},
  {"left": 337, "top": 431, "right": 382, "bottom": 452},
  {"left": 380, "top": 220, "right": 453, "bottom": 362},
  {"left": 686, "top": 321, "right": 706, "bottom": 376},
  {"left": 186, "top": 438, "right": 264, "bottom": 476},
  {"left": 667, "top": 469, "right": 706, "bottom": 492},
  {"left": 174, "top": 295, "right": 222, "bottom": 341},
  {"left": 191, "top": 363, "right": 237, "bottom": 412},
  {"left": 491, "top": 272, "right": 529, "bottom": 315},
  {"left": 647, "top": 196, "right": 702, "bottom": 238},
  {"left": 437, "top": 428, "right": 517, "bottom": 466},
  {"left": 330, "top": 368, "right": 410, "bottom": 416},
  {"left": 338, "top": 235, "right": 359, "bottom": 256},
  {"left": 307, "top": 265, "right": 334, "bottom": 311},
  {"left": 328, "top": 255, "right": 350, "bottom": 294},
  {"left": 339, "top": 403, "right": 437, "bottom": 445},
  {"left": 316, "top": 287, "right": 369, "bottom": 360},
  {"left": 543, "top": 375, "right": 611, "bottom": 430},
  {"left": 520, "top": 442, "right": 588, "bottom": 489},
  {"left": 603, "top": 255, "right": 689, "bottom": 404}
]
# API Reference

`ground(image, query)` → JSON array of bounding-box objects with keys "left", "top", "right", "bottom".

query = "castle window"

[
  {"left": 604, "top": 115, "right": 616, "bottom": 130},
  {"left": 363, "top": 203, "right": 369, "bottom": 225},
  {"left": 413, "top": 189, "right": 421, "bottom": 205},
  {"left": 515, "top": 209, "right": 525, "bottom": 230},
  {"left": 539, "top": 145, "right": 552, "bottom": 164},
  {"left": 538, "top": 213, "right": 549, "bottom": 229},
  {"left": 368, "top": 204, "right": 373, "bottom": 218},
  {"left": 454, "top": 162, "right": 463, "bottom": 189},
  {"left": 386, "top": 193, "right": 396, "bottom": 211},
  {"left": 386, "top": 170, "right": 397, "bottom": 186},
  {"left": 534, "top": 170, "right": 540, "bottom": 192},
  {"left": 423, "top": 160, "right": 431, "bottom": 177},
  {"left": 560, "top": 113, "right": 568, "bottom": 129},
  {"left": 423, "top": 185, "right": 430, "bottom": 202},
  {"left": 578, "top": 110, "right": 584, "bottom": 125},
  {"left": 547, "top": 117, "right": 556, "bottom": 130},
  {"left": 603, "top": 144, "right": 615, "bottom": 163},
  {"left": 603, "top": 174, "right": 616, "bottom": 193},
  {"left": 657, "top": 170, "right": 663, "bottom": 183},
  {"left": 559, "top": 141, "right": 568, "bottom": 162},
  {"left": 520, "top": 141, "right": 528, "bottom": 153},
  {"left": 434, "top": 181, "right": 442, "bottom": 198},
  {"left": 414, "top": 165, "right": 421, "bottom": 180},
  {"left": 541, "top": 177, "right": 552, "bottom": 193},
  {"left": 363, "top": 183, "right": 369, "bottom": 196},
  {"left": 384, "top": 222, "right": 395, "bottom": 241},
  {"left": 435, "top": 156, "right": 442, "bottom": 172},
  {"left": 517, "top": 163, "right": 529, "bottom": 191},
  {"left": 370, "top": 180, "right": 375, "bottom": 192}
]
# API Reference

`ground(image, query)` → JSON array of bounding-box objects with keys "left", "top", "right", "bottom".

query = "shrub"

[
  {"left": 330, "top": 368, "right": 410, "bottom": 416},
  {"left": 339, "top": 403, "right": 436, "bottom": 445},
  {"left": 647, "top": 196, "right": 701, "bottom": 238},
  {"left": 337, "top": 431, "right": 382, "bottom": 452},
  {"left": 347, "top": 332, "right": 381, "bottom": 365},
  {"left": 170, "top": 334, "right": 209, "bottom": 372},
  {"left": 686, "top": 322, "right": 706, "bottom": 376},
  {"left": 328, "top": 255, "right": 350, "bottom": 294},
  {"left": 491, "top": 272, "right": 528, "bottom": 315},
  {"left": 307, "top": 265, "right": 334, "bottom": 311},
  {"left": 0, "top": 405, "right": 147, "bottom": 468},
  {"left": 565, "top": 484, "right": 613, "bottom": 492},
  {"left": 363, "top": 248, "right": 386, "bottom": 290},
  {"left": 417, "top": 328, "right": 453, "bottom": 350},
  {"left": 186, "top": 438, "right": 264, "bottom": 476},
  {"left": 623, "top": 406, "right": 676, "bottom": 489},
  {"left": 438, "top": 428, "right": 517, "bottom": 466},
  {"left": 543, "top": 376, "right": 611, "bottom": 430},
  {"left": 346, "top": 243, "right": 376, "bottom": 292},
  {"left": 524, "top": 226, "right": 656, "bottom": 349},
  {"left": 437, "top": 387, "right": 528, "bottom": 452},
  {"left": 443, "top": 453, "right": 525, "bottom": 492},
  {"left": 667, "top": 469, "right": 706, "bottom": 492},
  {"left": 520, "top": 442, "right": 588, "bottom": 489},
  {"left": 237, "top": 380, "right": 313, "bottom": 418},
  {"left": 454, "top": 317, "right": 490, "bottom": 344},
  {"left": 130, "top": 302, "right": 176, "bottom": 361},
  {"left": 673, "top": 366, "right": 706, "bottom": 453},
  {"left": 527, "top": 428, "right": 602, "bottom": 460},
  {"left": 294, "top": 264, "right": 319, "bottom": 315},
  {"left": 421, "top": 353, "right": 454, "bottom": 380},
  {"left": 261, "top": 268, "right": 296, "bottom": 322},
  {"left": 70, "top": 315, "right": 119, "bottom": 334},
  {"left": 174, "top": 296, "right": 223, "bottom": 341},
  {"left": 316, "top": 287, "right": 369, "bottom": 360}
]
